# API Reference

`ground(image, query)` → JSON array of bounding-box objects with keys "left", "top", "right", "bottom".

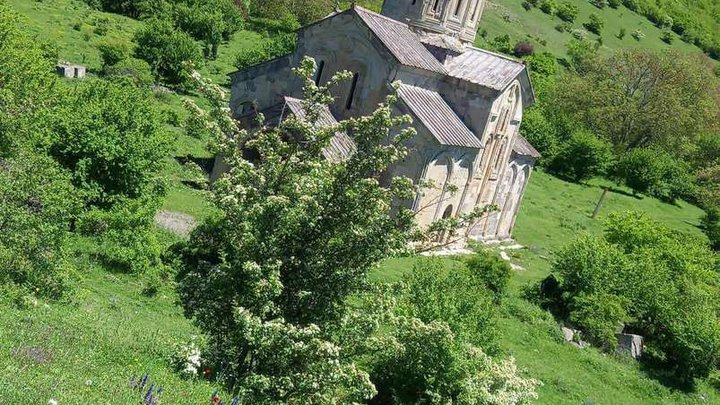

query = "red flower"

[{"left": 204, "top": 367, "right": 212, "bottom": 378}]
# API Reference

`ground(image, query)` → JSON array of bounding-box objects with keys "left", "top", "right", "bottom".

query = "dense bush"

[
  {"left": 78, "top": 196, "right": 164, "bottom": 274},
  {"left": 51, "top": 78, "right": 170, "bottom": 208},
  {"left": 369, "top": 317, "right": 538, "bottom": 405},
  {"left": 134, "top": 18, "right": 202, "bottom": 85},
  {"left": 513, "top": 41, "right": 534, "bottom": 57},
  {"left": 104, "top": 57, "right": 154, "bottom": 87},
  {"left": 520, "top": 107, "right": 558, "bottom": 165},
  {"left": 98, "top": 39, "right": 130, "bottom": 68},
  {"left": 701, "top": 207, "right": 720, "bottom": 251},
  {"left": 590, "top": 0, "right": 608, "bottom": 8},
  {"left": 465, "top": 249, "right": 512, "bottom": 301},
  {"left": 539, "top": 0, "right": 556, "bottom": 14},
  {"left": 548, "top": 129, "right": 614, "bottom": 182},
  {"left": 613, "top": 148, "right": 694, "bottom": 202},
  {"left": 555, "top": 2, "right": 578, "bottom": 22},
  {"left": 546, "top": 211, "right": 720, "bottom": 383},
  {"left": 584, "top": 13, "right": 605, "bottom": 34},
  {"left": 398, "top": 259, "right": 499, "bottom": 349},
  {"left": 0, "top": 153, "right": 80, "bottom": 301}
]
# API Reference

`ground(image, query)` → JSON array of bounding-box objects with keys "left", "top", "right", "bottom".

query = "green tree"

[
  {"left": 548, "top": 129, "right": 614, "bottom": 182},
  {"left": 133, "top": 18, "right": 202, "bottom": 85},
  {"left": 50, "top": 78, "right": 170, "bottom": 208},
  {"left": 552, "top": 50, "right": 720, "bottom": 151},
  {"left": 556, "top": 2, "right": 579, "bottom": 22},
  {"left": 585, "top": 13, "right": 605, "bottom": 34},
  {"left": 0, "top": 153, "right": 80, "bottom": 301}
]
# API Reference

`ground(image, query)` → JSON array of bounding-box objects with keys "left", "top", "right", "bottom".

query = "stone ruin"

[{"left": 56, "top": 62, "right": 86, "bottom": 79}]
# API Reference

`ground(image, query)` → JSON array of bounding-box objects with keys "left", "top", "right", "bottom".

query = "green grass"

[
  {"left": 5, "top": 0, "right": 718, "bottom": 403},
  {"left": 478, "top": 0, "right": 701, "bottom": 58},
  {"left": 0, "top": 244, "right": 232, "bottom": 403},
  {"left": 375, "top": 170, "right": 712, "bottom": 404}
]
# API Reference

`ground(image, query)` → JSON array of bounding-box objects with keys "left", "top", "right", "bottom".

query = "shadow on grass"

[{"left": 174, "top": 155, "right": 214, "bottom": 174}]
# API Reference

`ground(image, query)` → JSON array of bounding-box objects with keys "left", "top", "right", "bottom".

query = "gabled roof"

[
  {"left": 353, "top": 7, "right": 448, "bottom": 75},
  {"left": 282, "top": 97, "right": 356, "bottom": 162},
  {"left": 444, "top": 47, "right": 527, "bottom": 91},
  {"left": 512, "top": 134, "right": 541, "bottom": 159},
  {"left": 397, "top": 84, "right": 482, "bottom": 149}
]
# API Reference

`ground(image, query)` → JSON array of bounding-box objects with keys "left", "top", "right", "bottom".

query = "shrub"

[
  {"left": 465, "top": 249, "right": 512, "bottom": 301},
  {"left": 490, "top": 34, "right": 513, "bottom": 54},
  {"left": 398, "top": 259, "right": 498, "bottom": 349},
  {"left": 568, "top": 293, "right": 628, "bottom": 348},
  {"left": 50, "top": 78, "right": 170, "bottom": 208},
  {"left": 173, "top": 0, "right": 244, "bottom": 59},
  {"left": 548, "top": 129, "right": 614, "bottom": 182},
  {"left": 0, "top": 153, "right": 80, "bottom": 301},
  {"left": 539, "top": 0, "right": 556, "bottom": 14},
  {"left": 617, "top": 27, "right": 626, "bottom": 39},
  {"left": 556, "top": 2, "right": 579, "bottom": 22},
  {"left": 613, "top": 148, "right": 694, "bottom": 202},
  {"left": 661, "top": 30, "right": 674, "bottom": 44},
  {"left": 133, "top": 18, "right": 202, "bottom": 85},
  {"left": 590, "top": 0, "right": 608, "bottom": 8},
  {"left": 104, "top": 57, "right": 154, "bottom": 87},
  {"left": 701, "top": 206, "right": 720, "bottom": 251},
  {"left": 631, "top": 29, "right": 645, "bottom": 40},
  {"left": 98, "top": 39, "right": 130, "bottom": 68},
  {"left": 548, "top": 212, "right": 720, "bottom": 382},
  {"left": 584, "top": 13, "right": 605, "bottom": 34},
  {"left": 369, "top": 317, "right": 539, "bottom": 405},
  {"left": 513, "top": 41, "right": 534, "bottom": 57},
  {"left": 608, "top": 0, "right": 620, "bottom": 8},
  {"left": 78, "top": 196, "right": 164, "bottom": 274}
]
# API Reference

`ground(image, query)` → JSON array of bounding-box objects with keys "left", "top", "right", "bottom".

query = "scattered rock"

[
  {"left": 510, "top": 263, "right": 526, "bottom": 271},
  {"left": 154, "top": 210, "right": 197, "bottom": 237},
  {"left": 561, "top": 327, "right": 574, "bottom": 342},
  {"left": 499, "top": 244, "right": 524, "bottom": 250},
  {"left": 616, "top": 333, "right": 643, "bottom": 359},
  {"left": 499, "top": 251, "right": 511, "bottom": 261}
]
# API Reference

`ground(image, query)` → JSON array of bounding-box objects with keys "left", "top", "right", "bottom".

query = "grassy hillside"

[
  {"left": 373, "top": 171, "right": 713, "bottom": 404},
  {"left": 478, "top": 0, "right": 701, "bottom": 57},
  {"left": 3, "top": 0, "right": 718, "bottom": 403}
]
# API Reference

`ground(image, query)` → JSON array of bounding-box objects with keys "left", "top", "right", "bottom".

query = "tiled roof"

[
  {"left": 397, "top": 84, "right": 482, "bottom": 149},
  {"left": 512, "top": 134, "right": 541, "bottom": 158},
  {"left": 282, "top": 97, "right": 356, "bottom": 162},
  {"left": 354, "top": 7, "right": 447, "bottom": 74},
  {"left": 444, "top": 47, "right": 527, "bottom": 91}
]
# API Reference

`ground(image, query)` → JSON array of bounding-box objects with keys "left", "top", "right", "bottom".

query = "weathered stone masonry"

[{"left": 217, "top": 0, "right": 540, "bottom": 244}]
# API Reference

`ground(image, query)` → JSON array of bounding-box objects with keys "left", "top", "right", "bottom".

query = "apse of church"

[{"left": 219, "top": 0, "right": 540, "bottom": 245}]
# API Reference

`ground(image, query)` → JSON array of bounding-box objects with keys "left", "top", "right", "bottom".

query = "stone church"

[{"left": 220, "top": 0, "right": 540, "bottom": 244}]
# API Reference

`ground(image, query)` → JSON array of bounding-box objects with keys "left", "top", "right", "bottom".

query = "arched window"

[
  {"left": 471, "top": 0, "right": 481, "bottom": 20},
  {"left": 454, "top": 0, "right": 464, "bottom": 16},
  {"left": 442, "top": 204, "right": 454, "bottom": 219},
  {"left": 346, "top": 72, "right": 359, "bottom": 110},
  {"left": 314, "top": 60, "right": 325, "bottom": 86},
  {"left": 433, "top": 0, "right": 442, "bottom": 12}
]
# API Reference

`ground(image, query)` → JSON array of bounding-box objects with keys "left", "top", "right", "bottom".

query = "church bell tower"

[{"left": 380, "top": 0, "right": 486, "bottom": 45}]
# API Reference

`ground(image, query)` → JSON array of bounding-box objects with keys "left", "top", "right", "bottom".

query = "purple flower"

[{"left": 145, "top": 382, "right": 155, "bottom": 404}]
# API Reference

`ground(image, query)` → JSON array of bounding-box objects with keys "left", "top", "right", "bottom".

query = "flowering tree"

[{"left": 174, "top": 58, "right": 510, "bottom": 402}]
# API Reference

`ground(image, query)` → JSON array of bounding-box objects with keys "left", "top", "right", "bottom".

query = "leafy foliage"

[
  {"left": 546, "top": 211, "right": 720, "bottom": 383},
  {"left": 133, "top": 18, "right": 202, "bottom": 85},
  {"left": 548, "top": 129, "right": 614, "bottom": 182},
  {"left": 0, "top": 153, "right": 80, "bottom": 300},
  {"left": 50, "top": 78, "right": 170, "bottom": 208},
  {"left": 234, "top": 32, "right": 296, "bottom": 70},
  {"left": 613, "top": 147, "right": 695, "bottom": 202},
  {"left": 251, "top": 0, "right": 334, "bottom": 25},
  {"left": 552, "top": 49, "right": 720, "bottom": 152}
]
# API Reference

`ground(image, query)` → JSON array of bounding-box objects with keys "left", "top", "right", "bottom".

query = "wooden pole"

[{"left": 592, "top": 188, "right": 609, "bottom": 219}]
